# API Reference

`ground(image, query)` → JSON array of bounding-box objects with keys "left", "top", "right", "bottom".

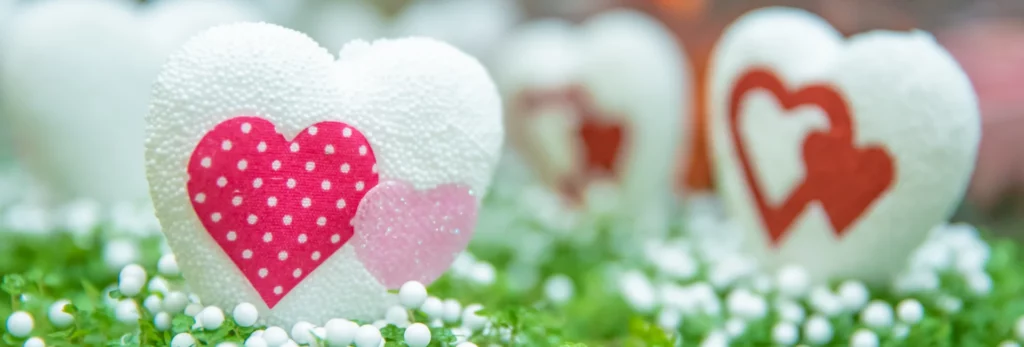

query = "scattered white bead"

[
  {"left": 456, "top": 343, "right": 478, "bottom": 347},
  {"left": 158, "top": 254, "right": 180, "bottom": 277},
  {"left": 199, "top": 306, "right": 225, "bottom": 330},
  {"left": 936, "top": 295, "right": 963, "bottom": 313},
  {"left": 619, "top": 270, "right": 657, "bottom": 313},
  {"left": 859, "top": 300, "right": 894, "bottom": 329},
  {"left": 708, "top": 255, "right": 755, "bottom": 289},
  {"left": 290, "top": 321, "right": 316, "bottom": 345},
  {"left": 965, "top": 271, "right": 993, "bottom": 295},
  {"left": 894, "top": 271, "right": 940, "bottom": 293},
  {"left": 119, "top": 264, "right": 147, "bottom": 283},
  {"left": 726, "top": 289, "right": 767, "bottom": 320},
  {"left": 776, "top": 265, "right": 810, "bottom": 298},
  {"left": 405, "top": 323, "right": 432, "bottom": 347},
  {"left": 543, "top": 274, "right": 575, "bottom": 304},
  {"left": 802, "top": 315, "right": 833, "bottom": 345},
  {"left": 724, "top": 317, "right": 746, "bottom": 338},
  {"left": 386, "top": 306, "right": 410, "bottom": 327},
  {"left": 850, "top": 329, "right": 879, "bottom": 347},
  {"left": 163, "top": 292, "right": 189, "bottom": 313},
  {"left": 147, "top": 276, "right": 170, "bottom": 294},
  {"left": 354, "top": 324, "right": 382, "bottom": 347},
  {"left": 908, "top": 243, "right": 953, "bottom": 271},
  {"left": 891, "top": 323, "right": 910, "bottom": 340},
  {"left": 776, "top": 299, "right": 805, "bottom": 323},
  {"left": 171, "top": 333, "right": 197, "bottom": 347},
  {"left": 233, "top": 302, "right": 259, "bottom": 327},
  {"left": 1015, "top": 316, "right": 1024, "bottom": 341},
  {"left": 104, "top": 241, "right": 139, "bottom": 271},
  {"left": 837, "top": 280, "right": 869, "bottom": 312},
  {"left": 469, "top": 262, "right": 496, "bottom": 286},
  {"left": 772, "top": 321, "right": 799, "bottom": 345},
  {"left": 118, "top": 276, "right": 144, "bottom": 298},
  {"left": 656, "top": 308, "right": 682, "bottom": 330},
  {"left": 462, "top": 304, "right": 488, "bottom": 332},
  {"left": 1000, "top": 341, "right": 1022, "bottom": 347},
  {"left": 154, "top": 312, "right": 171, "bottom": 331},
  {"left": 143, "top": 295, "right": 162, "bottom": 314},
  {"left": 280, "top": 340, "right": 298, "bottom": 347},
  {"left": 399, "top": 281, "right": 428, "bottom": 309},
  {"left": 185, "top": 303, "right": 203, "bottom": 317},
  {"left": 896, "top": 299, "right": 924, "bottom": 324},
  {"left": 23, "top": 337, "right": 44, "bottom": 347},
  {"left": 652, "top": 247, "right": 698, "bottom": 280},
  {"left": 6, "top": 311, "right": 33, "bottom": 338},
  {"left": 420, "top": 297, "right": 443, "bottom": 320},
  {"left": 955, "top": 246, "right": 989, "bottom": 274},
  {"left": 325, "top": 319, "right": 358, "bottom": 346},
  {"left": 262, "top": 326, "right": 290, "bottom": 347},
  {"left": 47, "top": 300, "right": 74, "bottom": 328},
  {"left": 115, "top": 300, "right": 140, "bottom": 324},
  {"left": 700, "top": 330, "right": 728, "bottom": 347},
  {"left": 442, "top": 299, "right": 463, "bottom": 323},
  {"left": 808, "top": 286, "right": 843, "bottom": 316}
]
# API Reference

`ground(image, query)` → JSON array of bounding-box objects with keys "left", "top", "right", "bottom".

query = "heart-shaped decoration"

[
  {"left": 709, "top": 7, "right": 980, "bottom": 284},
  {"left": 0, "top": 0, "right": 260, "bottom": 206},
  {"left": 351, "top": 181, "right": 477, "bottom": 288},
  {"left": 146, "top": 23, "right": 503, "bottom": 326},
  {"left": 493, "top": 10, "right": 691, "bottom": 226}
]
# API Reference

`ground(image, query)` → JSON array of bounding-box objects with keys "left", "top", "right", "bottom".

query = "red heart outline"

[{"left": 728, "top": 68, "right": 896, "bottom": 246}]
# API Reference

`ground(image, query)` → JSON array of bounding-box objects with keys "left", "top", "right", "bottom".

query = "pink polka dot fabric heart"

[
  {"left": 187, "top": 117, "right": 378, "bottom": 307},
  {"left": 352, "top": 181, "right": 477, "bottom": 289},
  {"left": 144, "top": 23, "right": 503, "bottom": 326}
]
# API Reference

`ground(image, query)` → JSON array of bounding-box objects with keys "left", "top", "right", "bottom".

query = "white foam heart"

[
  {"left": 708, "top": 7, "right": 980, "bottom": 284},
  {"left": 146, "top": 23, "right": 502, "bottom": 326},
  {"left": 0, "top": 0, "right": 260, "bottom": 206},
  {"left": 493, "top": 9, "right": 691, "bottom": 230}
]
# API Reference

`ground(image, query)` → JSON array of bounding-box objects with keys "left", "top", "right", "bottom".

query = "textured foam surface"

[
  {"left": 147, "top": 23, "right": 502, "bottom": 326},
  {"left": 493, "top": 9, "right": 690, "bottom": 232},
  {"left": 707, "top": 7, "right": 980, "bottom": 284},
  {"left": 0, "top": 0, "right": 260, "bottom": 206}
]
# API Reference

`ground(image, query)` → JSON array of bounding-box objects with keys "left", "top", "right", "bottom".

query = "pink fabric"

[
  {"left": 352, "top": 181, "right": 477, "bottom": 289},
  {"left": 187, "top": 117, "right": 379, "bottom": 308}
]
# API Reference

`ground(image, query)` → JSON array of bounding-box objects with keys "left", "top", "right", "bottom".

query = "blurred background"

[{"left": 0, "top": 0, "right": 1022, "bottom": 237}]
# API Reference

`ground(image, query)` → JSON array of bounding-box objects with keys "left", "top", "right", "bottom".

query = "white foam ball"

[
  {"left": 47, "top": 300, "right": 74, "bottom": 328},
  {"left": 724, "top": 317, "right": 746, "bottom": 338},
  {"left": 119, "top": 264, "right": 147, "bottom": 283},
  {"left": 290, "top": 321, "right": 316, "bottom": 345},
  {"left": 772, "top": 321, "right": 798, "bottom": 345},
  {"left": 776, "top": 265, "right": 810, "bottom": 298},
  {"left": 619, "top": 270, "right": 657, "bottom": 313},
  {"left": 469, "top": 262, "right": 496, "bottom": 285},
  {"left": 656, "top": 308, "right": 682, "bottom": 330},
  {"left": 461, "top": 304, "right": 487, "bottom": 332},
  {"left": 23, "top": 337, "right": 44, "bottom": 347},
  {"left": 115, "top": 300, "right": 140, "bottom": 324},
  {"left": 171, "top": 333, "right": 196, "bottom": 347},
  {"left": 154, "top": 312, "right": 171, "bottom": 331},
  {"left": 157, "top": 254, "right": 180, "bottom": 277},
  {"left": 6, "top": 311, "right": 33, "bottom": 338},
  {"left": 850, "top": 329, "right": 879, "bottom": 347},
  {"left": 1000, "top": 341, "right": 1022, "bottom": 347},
  {"left": 965, "top": 271, "right": 993, "bottom": 295},
  {"left": 896, "top": 299, "right": 924, "bottom": 324},
  {"left": 399, "top": 281, "right": 428, "bottom": 309},
  {"left": 420, "top": 297, "right": 443, "bottom": 320},
  {"left": 859, "top": 300, "right": 894, "bottom": 329},
  {"left": 442, "top": 299, "right": 463, "bottom": 323},
  {"left": 184, "top": 303, "right": 203, "bottom": 317},
  {"left": 325, "top": 319, "right": 358, "bottom": 346},
  {"left": 543, "top": 274, "right": 574, "bottom": 304},
  {"left": 199, "top": 306, "right": 225, "bottom": 330},
  {"left": 802, "top": 315, "right": 832, "bottom": 345},
  {"left": 163, "top": 292, "right": 189, "bottom": 313},
  {"left": 143, "top": 295, "right": 162, "bottom": 314},
  {"left": 354, "top": 325, "right": 382, "bottom": 347},
  {"left": 776, "top": 299, "right": 805, "bottom": 323},
  {"left": 404, "top": 322, "right": 432, "bottom": 347},
  {"left": 244, "top": 336, "right": 267, "bottom": 347},
  {"left": 385, "top": 306, "right": 410, "bottom": 327},
  {"left": 1015, "top": 316, "right": 1024, "bottom": 341},
  {"left": 837, "top": 280, "right": 869, "bottom": 312},
  {"left": 262, "top": 326, "right": 289, "bottom": 346},
  {"left": 117, "top": 275, "right": 144, "bottom": 298},
  {"left": 233, "top": 302, "right": 259, "bottom": 327}
]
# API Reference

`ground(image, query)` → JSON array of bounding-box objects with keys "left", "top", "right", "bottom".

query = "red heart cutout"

[
  {"left": 728, "top": 68, "right": 895, "bottom": 245},
  {"left": 186, "top": 117, "right": 379, "bottom": 308}
]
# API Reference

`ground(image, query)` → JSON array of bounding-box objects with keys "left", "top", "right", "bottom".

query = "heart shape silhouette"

[
  {"left": 186, "top": 117, "right": 378, "bottom": 307},
  {"left": 728, "top": 68, "right": 895, "bottom": 245},
  {"left": 351, "top": 181, "right": 477, "bottom": 289}
]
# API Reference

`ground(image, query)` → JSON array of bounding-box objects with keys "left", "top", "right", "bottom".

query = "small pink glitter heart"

[{"left": 351, "top": 180, "right": 478, "bottom": 289}]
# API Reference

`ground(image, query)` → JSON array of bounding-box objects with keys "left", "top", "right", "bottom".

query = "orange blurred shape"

[{"left": 654, "top": 0, "right": 707, "bottom": 19}]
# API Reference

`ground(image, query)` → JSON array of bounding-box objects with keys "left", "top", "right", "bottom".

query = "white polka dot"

[
  {"left": 272, "top": 160, "right": 281, "bottom": 170},
  {"left": 343, "top": 128, "right": 352, "bottom": 137},
  {"left": 336, "top": 199, "right": 346, "bottom": 209},
  {"left": 211, "top": 213, "right": 222, "bottom": 223},
  {"left": 311, "top": 252, "right": 321, "bottom": 261},
  {"left": 257, "top": 142, "right": 267, "bottom": 152},
  {"left": 241, "top": 122, "right": 252, "bottom": 133},
  {"left": 273, "top": 286, "right": 283, "bottom": 295},
  {"left": 263, "top": 232, "right": 272, "bottom": 243},
  {"left": 201, "top": 157, "right": 212, "bottom": 168},
  {"left": 222, "top": 140, "right": 232, "bottom": 151},
  {"left": 247, "top": 214, "right": 258, "bottom": 225},
  {"left": 232, "top": 196, "right": 243, "bottom": 206},
  {"left": 259, "top": 268, "right": 268, "bottom": 278},
  {"left": 331, "top": 234, "right": 341, "bottom": 243},
  {"left": 278, "top": 251, "right": 288, "bottom": 261},
  {"left": 194, "top": 193, "right": 206, "bottom": 203},
  {"left": 287, "top": 178, "right": 296, "bottom": 189},
  {"left": 242, "top": 250, "right": 253, "bottom": 259},
  {"left": 321, "top": 180, "right": 331, "bottom": 191},
  {"left": 293, "top": 269, "right": 302, "bottom": 278},
  {"left": 372, "top": 163, "right": 377, "bottom": 173},
  {"left": 267, "top": 196, "right": 277, "bottom": 207},
  {"left": 253, "top": 178, "right": 263, "bottom": 189},
  {"left": 305, "top": 161, "right": 315, "bottom": 171},
  {"left": 340, "top": 163, "right": 350, "bottom": 173},
  {"left": 237, "top": 159, "right": 248, "bottom": 171},
  {"left": 290, "top": 143, "right": 299, "bottom": 152},
  {"left": 359, "top": 145, "right": 367, "bottom": 155},
  {"left": 217, "top": 177, "right": 228, "bottom": 187},
  {"left": 227, "top": 231, "right": 237, "bottom": 241},
  {"left": 316, "top": 217, "right": 327, "bottom": 226},
  {"left": 308, "top": 126, "right": 318, "bottom": 135},
  {"left": 325, "top": 145, "right": 335, "bottom": 154},
  {"left": 301, "top": 197, "right": 312, "bottom": 208},
  {"left": 355, "top": 181, "right": 364, "bottom": 191},
  {"left": 283, "top": 215, "right": 292, "bottom": 225}
]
